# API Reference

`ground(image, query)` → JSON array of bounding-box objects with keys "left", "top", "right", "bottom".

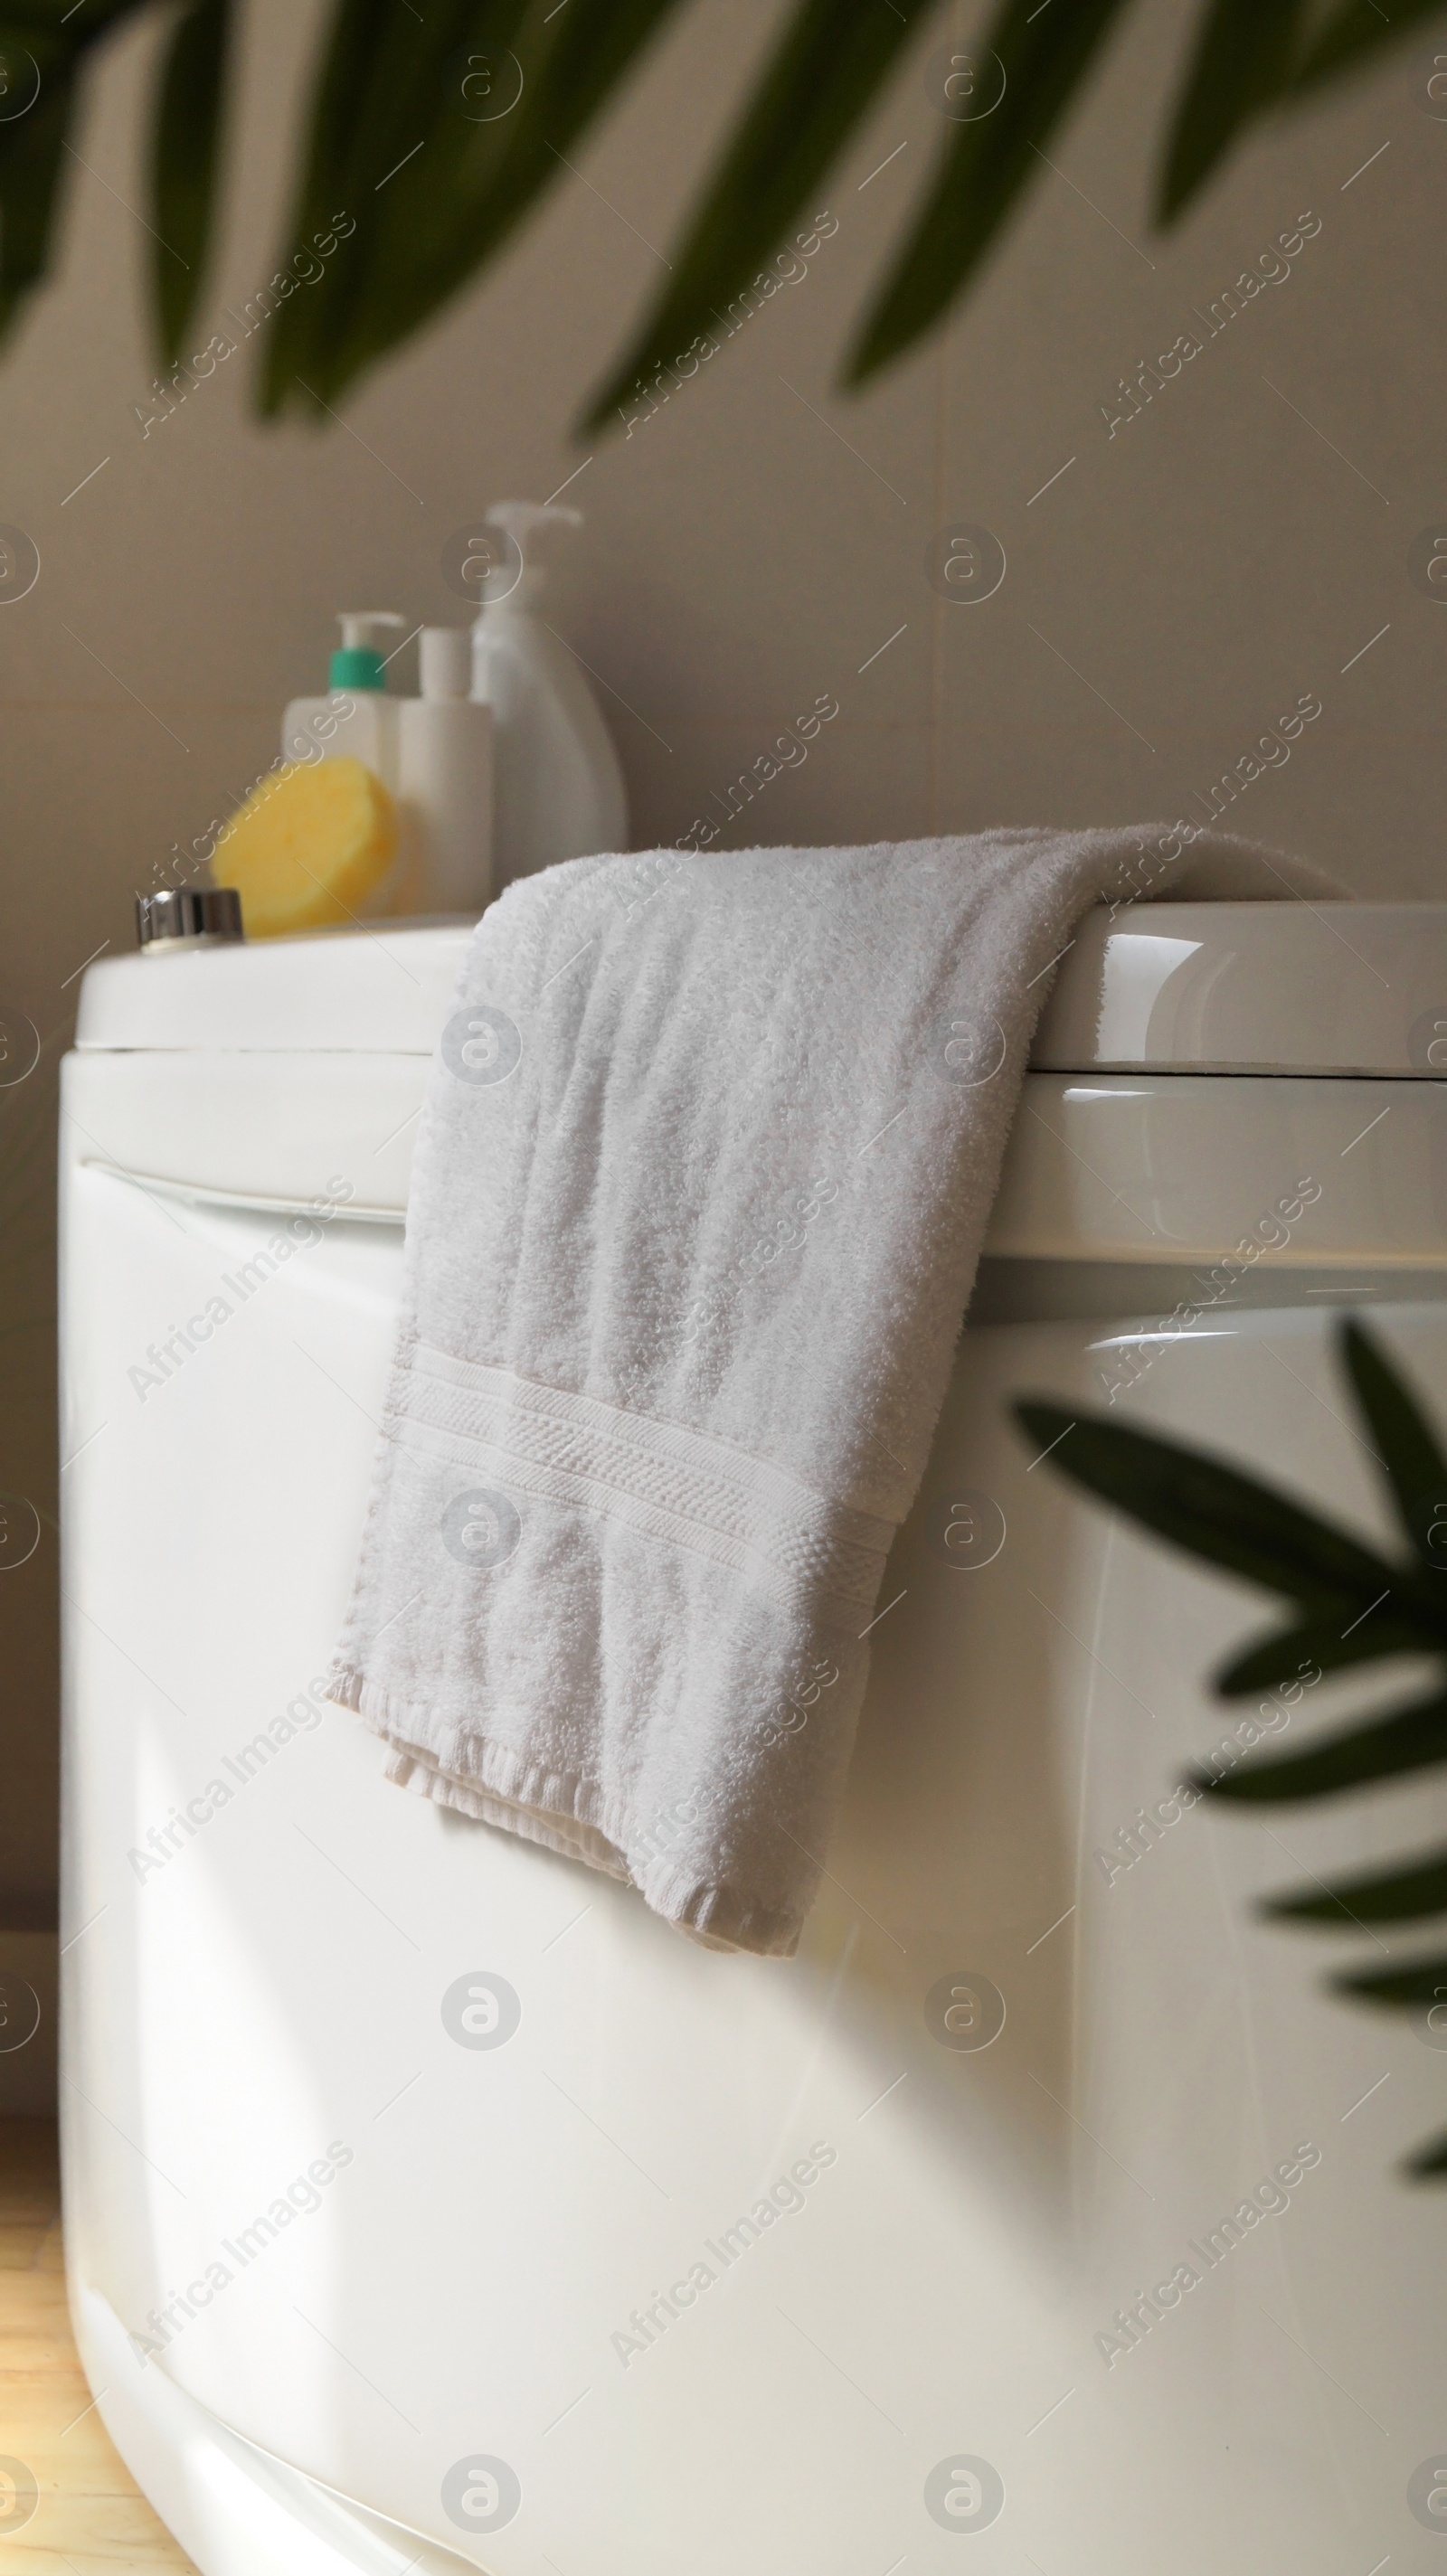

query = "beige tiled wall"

[{"left": 2, "top": 0, "right": 1441, "bottom": 1917}]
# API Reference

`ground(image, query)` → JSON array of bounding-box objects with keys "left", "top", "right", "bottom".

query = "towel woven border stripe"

[{"left": 388, "top": 1346, "right": 894, "bottom": 1611}]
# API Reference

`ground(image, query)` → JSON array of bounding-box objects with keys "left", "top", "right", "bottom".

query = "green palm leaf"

[
  {"left": 579, "top": 0, "right": 934, "bottom": 436},
  {"left": 1017, "top": 1316, "right": 1447, "bottom": 2179},
  {"left": 0, "top": 38, "right": 74, "bottom": 339},
  {"left": 1013, "top": 1400, "right": 1441, "bottom": 1625},
  {"left": 844, "top": 0, "right": 1136, "bottom": 389},
  {"left": 1191, "top": 1684, "right": 1447, "bottom": 1802},
  {"left": 0, "top": 5, "right": 156, "bottom": 337},
  {"left": 1265, "top": 1846, "right": 1447, "bottom": 1925},
  {"left": 1341, "top": 1316, "right": 1447, "bottom": 1573},
  {"left": 1290, "top": 0, "right": 1447, "bottom": 94},
  {"left": 1156, "top": 0, "right": 1306, "bottom": 224},
  {"left": 262, "top": 0, "right": 687, "bottom": 417},
  {"left": 257, "top": 0, "right": 469, "bottom": 414},
  {"left": 150, "top": 0, "right": 232, "bottom": 365},
  {"left": 1215, "top": 1609, "right": 1431, "bottom": 1696},
  {"left": 1335, "top": 1952, "right": 1447, "bottom": 2007},
  {"left": 1, "top": 0, "right": 1445, "bottom": 415}
]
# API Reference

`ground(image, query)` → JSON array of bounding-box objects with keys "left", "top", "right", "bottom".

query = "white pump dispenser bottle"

[
  {"left": 398, "top": 627, "right": 494, "bottom": 915},
  {"left": 469, "top": 502, "right": 628, "bottom": 887}
]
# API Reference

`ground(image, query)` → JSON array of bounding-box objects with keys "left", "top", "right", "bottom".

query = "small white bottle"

[
  {"left": 470, "top": 503, "right": 628, "bottom": 889},
  {"left": 398, "top": 627, "right": 494, "bottom": 915},
  {"left": 282, "top": 611, "right": 407, "bottom": 786}
]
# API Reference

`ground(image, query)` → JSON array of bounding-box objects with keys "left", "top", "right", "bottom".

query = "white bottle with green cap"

[{"left": 282, "top": 611, "right": 406, "bottom": 788}]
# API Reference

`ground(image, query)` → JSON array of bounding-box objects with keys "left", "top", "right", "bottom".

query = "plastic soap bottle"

[
  {"left": 282, "top": 611, "right": 407, "bottom": 784},
  {"left": 399, "top": 627, "right": 494, "bottom": 914},
  {"left": 469, "top": 503, "right": 628, "bottom": 888}
]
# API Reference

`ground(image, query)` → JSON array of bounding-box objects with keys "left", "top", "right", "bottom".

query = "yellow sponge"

[{"left": 212, "top": 756, "right": 396, "bottom": 939}]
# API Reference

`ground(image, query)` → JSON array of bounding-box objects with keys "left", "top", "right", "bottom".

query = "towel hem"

[{"left": 326, "top": 1662, "right": 805, "bottom": 1958}]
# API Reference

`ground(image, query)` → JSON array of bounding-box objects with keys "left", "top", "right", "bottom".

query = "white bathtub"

[{"left": 60, "top": 908, "right": 1447, "bottom": 2574}]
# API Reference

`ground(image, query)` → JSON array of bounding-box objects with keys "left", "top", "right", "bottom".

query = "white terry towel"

[{"left": 328, "top": 826, "right": 1342, "bottom": 1956}]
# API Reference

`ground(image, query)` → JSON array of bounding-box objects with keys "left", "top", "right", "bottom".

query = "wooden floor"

[{"left": 0, "top": 2117, "right": 197, "bottom": 2576}]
